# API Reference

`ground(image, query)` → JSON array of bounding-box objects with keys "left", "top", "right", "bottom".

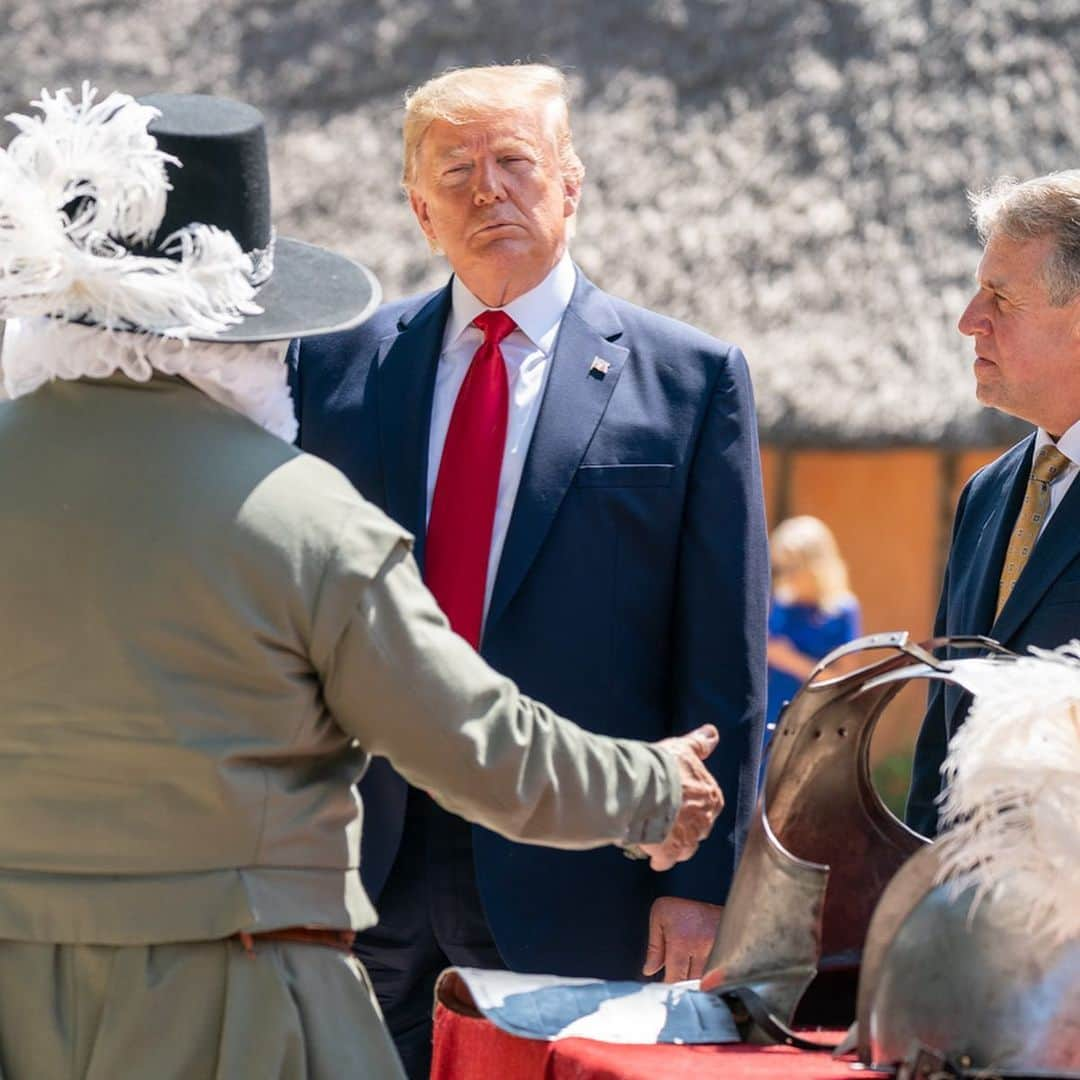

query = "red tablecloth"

[{"left": 431, "top": 1005, "right": 890, "bottom": 1080}]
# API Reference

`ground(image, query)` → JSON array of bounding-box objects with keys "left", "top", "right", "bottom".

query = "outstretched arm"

[{"left": 316, "top": 523, "right": 723, "bottom": 859}]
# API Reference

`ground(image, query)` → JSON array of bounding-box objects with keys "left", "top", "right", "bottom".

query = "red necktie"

[{"left": 425, "top": 310, "right": 515, "bottom": 647}]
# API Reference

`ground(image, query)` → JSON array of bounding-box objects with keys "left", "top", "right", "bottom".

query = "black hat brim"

[{"left": 184, "top": 237, "right": 381, "bottom": 343}]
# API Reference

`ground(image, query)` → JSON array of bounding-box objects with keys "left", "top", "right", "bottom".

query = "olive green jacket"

[{"left": 0, "top": 374, "right": 678, "bottom": 944}]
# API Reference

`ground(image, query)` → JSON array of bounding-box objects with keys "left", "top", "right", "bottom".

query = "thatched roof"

[{"left": 6, "top": 0, "right": 1071, "bottom": 447}]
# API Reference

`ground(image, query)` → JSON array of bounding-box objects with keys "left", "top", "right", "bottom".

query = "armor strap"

[{"left": 720, "top": 987, "right": 841, "bottom": 1053}]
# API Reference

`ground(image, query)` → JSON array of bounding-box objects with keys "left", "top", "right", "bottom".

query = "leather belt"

[{"left": 233, "top": 927, "right": 356, "bottom": 955}]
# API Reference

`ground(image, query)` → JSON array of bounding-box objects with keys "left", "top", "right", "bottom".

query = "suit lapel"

[
  {"left": 942, "top": 438, "right": 1032, "bottom": 736},
  {"left": 377, "top": 285, "right": 451, "bottom": 572},
  {"left": 994, "top": 440, "right": 1080, "bottom": 642},
  {"left": 484, "top": 273, "right": 628, "bottom": 638},
  {"left": 961, "top": 438, "right": 1034, "bottom": 638}
]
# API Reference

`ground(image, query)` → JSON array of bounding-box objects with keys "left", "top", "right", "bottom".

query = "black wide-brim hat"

[{"left": 137, "top": 92, "right": 379, "bottom": 342}]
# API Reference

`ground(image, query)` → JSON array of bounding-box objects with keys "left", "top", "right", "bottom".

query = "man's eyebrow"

[
  {"left": 434, "top": 137, "right": 534, "bottom": 159},
  {"left": 434, "top": 145, "right": 472, "bottom": 161},
  {"left": 977, "top": 272, "right": 1011, "bottom": 293}
]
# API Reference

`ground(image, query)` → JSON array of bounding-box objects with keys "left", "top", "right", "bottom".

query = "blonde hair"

[
  {"left": 769, "top": 516, "right": 852, "bottom": 610},
  {"left": 401, "top": 63, "right": 585, "bottom": 194}
]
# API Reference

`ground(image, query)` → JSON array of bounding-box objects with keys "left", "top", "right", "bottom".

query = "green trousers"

[{"left": 0, "top": 938, "right": 405, "bottom": 1079}]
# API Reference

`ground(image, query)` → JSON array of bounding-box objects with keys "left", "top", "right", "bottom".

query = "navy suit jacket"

[
  {"left": 907, "top": 432, "right": 1080, "bottom": 836},
  {"left": 289, "top": 268, "right": 768, "bottom": 978}
]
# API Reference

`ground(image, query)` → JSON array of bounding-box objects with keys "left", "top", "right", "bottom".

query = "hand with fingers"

[
  {"left": 638, "top": 723, "right": 725, "bottom": 872},
  {"left": 641, "top": 896, "right": 725, "bottom": 982}
]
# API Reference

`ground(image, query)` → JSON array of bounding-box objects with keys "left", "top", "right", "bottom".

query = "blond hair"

[
  {"left": 770, "top": 516, "right": 852, "bottom": 610},
  {"left": 401, "top": 63, "right": 585, "bottom": 193}
]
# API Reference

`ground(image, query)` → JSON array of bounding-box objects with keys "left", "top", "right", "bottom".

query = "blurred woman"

[{"left": 764, "top": 516, "right": 861, "bottom": 753}]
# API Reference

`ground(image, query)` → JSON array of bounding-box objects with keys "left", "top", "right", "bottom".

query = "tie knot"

[
  {"left": 473, "top": 310, "right": 517, "bottom": 346},
  {"left": 1032, "top": 444, "right": 1072, "bottom": 485}
]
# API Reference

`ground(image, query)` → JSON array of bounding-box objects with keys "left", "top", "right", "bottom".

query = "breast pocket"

[{"left": 573, "top": 464, "right": 675, "bottom": 488}]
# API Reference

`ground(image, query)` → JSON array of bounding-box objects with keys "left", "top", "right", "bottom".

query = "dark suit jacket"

[
  {"left": 289, "top": 268, "right": 768, "bottom": 978},
  {"left": 907, "top": 432, "right": 1080, "bottom": 836}
]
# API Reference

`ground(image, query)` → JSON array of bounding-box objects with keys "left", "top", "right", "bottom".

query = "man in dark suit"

[
  {"left": 908, "top": 171, "right": 1080, "bottom": 837},
  {"left": 291, "top": 62, "right": 767, "bottom": 1076}
]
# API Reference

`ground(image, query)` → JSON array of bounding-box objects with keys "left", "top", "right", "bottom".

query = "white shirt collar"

[
  {"left": 1037, "top": 421, "right": 1080, "bottom": 466},
  {"left": 444, "top": 251, "right": 576, "bottom": 355}
]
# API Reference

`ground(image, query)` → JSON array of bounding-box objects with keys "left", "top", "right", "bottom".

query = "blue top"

[{"left": 765, "top": 597, "right": 861, "bottom": 741}]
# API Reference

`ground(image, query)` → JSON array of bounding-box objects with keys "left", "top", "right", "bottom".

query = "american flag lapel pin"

[{"left": 589, "top": 356, "right": 611, "bottom": 378}]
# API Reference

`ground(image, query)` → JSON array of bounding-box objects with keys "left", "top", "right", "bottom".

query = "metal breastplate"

[{"left": 701, "top": 632, "right": 1003, "bottom": 1031}]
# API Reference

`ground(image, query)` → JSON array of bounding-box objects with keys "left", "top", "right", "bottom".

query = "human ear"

[
  {"left": 408, "top": 188, "right": 442, "bottom": 253},
  {"left": 562, "top": 174, "right": 582, "bottom": 219}
]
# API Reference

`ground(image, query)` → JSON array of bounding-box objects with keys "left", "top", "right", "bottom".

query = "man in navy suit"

[
  {"left": 908, "top": 172, "right": 1080, "bottom": 837},
  {"left": 291, "top": 63, "right": 767, "bottom": 1076}
]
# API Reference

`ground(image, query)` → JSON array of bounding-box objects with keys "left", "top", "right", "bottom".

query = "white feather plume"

[
  {"left": 936, "top": 642, "right": 1080, "bottom": 945},
  {"left": 0, "top": 83, "right": 260, "bottom": 337},
  {"left": 6, "top": 85, "right": 170, "bottom": 245}
]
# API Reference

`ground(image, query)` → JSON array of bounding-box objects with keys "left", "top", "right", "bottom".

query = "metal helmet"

[{"left": 857, "top": 844, "right": 1080, "bottom": 1078}]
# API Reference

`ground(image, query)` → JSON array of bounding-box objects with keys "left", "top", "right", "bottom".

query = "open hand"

[{"left": 642, "top": 896, "right": 725, "bottom": 982}]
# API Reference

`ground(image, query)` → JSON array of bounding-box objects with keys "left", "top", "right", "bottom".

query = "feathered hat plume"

[
  {"left": 936, "top": 641, "right": 1080, "bottom": 945},
  {"left": 0, "top": 83, "right": 259, "bottom": 337}
]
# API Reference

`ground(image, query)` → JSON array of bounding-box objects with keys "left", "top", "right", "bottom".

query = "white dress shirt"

[
  {"left": 1033, "top": 420, "right": 1080, "bottom": 541},
  {"left": 426, "top": 251, "right": 577, "bottom": 622}
]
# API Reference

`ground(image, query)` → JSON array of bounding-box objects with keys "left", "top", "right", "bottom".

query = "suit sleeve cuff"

[{"left": 621, "top": 746, "right": 682, "bottom": 847}]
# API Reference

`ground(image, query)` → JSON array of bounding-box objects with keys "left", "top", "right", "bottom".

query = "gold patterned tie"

[{"left": 996, "top": 444, "right": 1072, "bottom": 618}]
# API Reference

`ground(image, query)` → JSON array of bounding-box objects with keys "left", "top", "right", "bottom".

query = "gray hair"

[{"left": 970, "top": 172, "right": 1080, "bottom": 306}]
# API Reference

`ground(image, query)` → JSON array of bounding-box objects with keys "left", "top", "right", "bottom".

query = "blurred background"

[{"left": 8, "top": 0, "right": 1080, "bottom": 811}]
